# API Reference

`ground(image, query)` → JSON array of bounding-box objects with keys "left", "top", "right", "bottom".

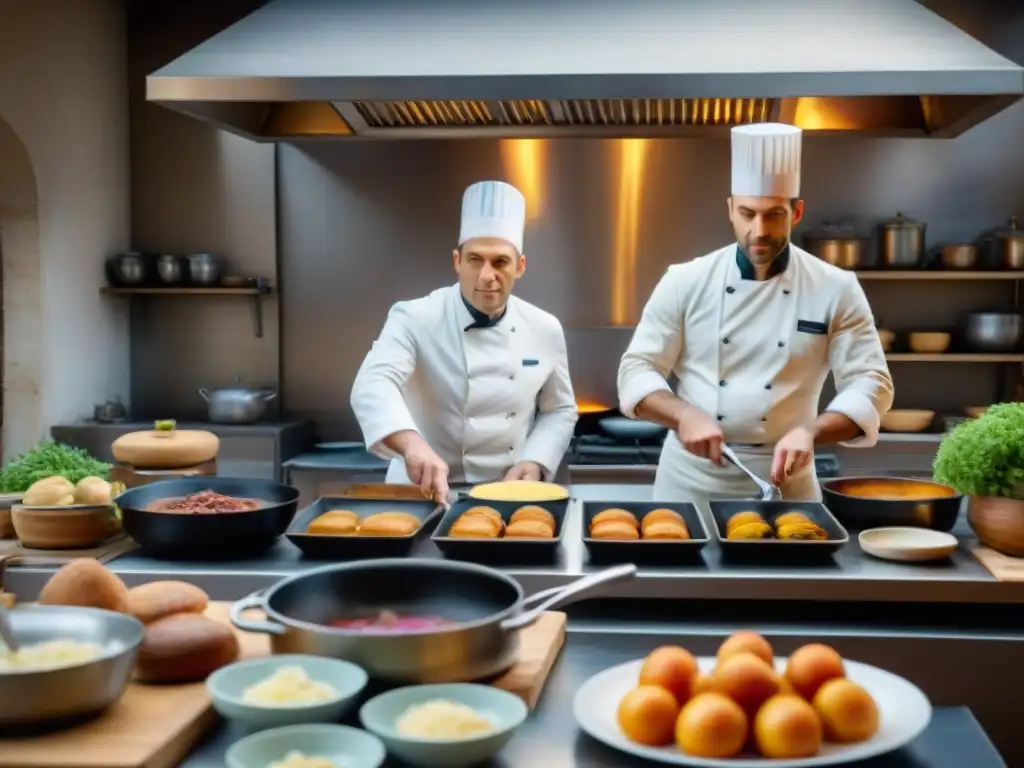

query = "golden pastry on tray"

[
  {"left": 358, "top": 511, "right": 420, "bottom": 537},
  {"left": 306, "top": 510, "right": 359, "bottom": 535},
  {"left": 642, "top": 520, "right": 691, "bottom": 540},
  {"left": 449, "top": 514, "right": 501, "bottom": 539},
  {"left": 505, "top": 519, "right": 555, "bottom": 539},
  {"left": 589, "top": 520, "right": 640, "bottom": 540}
]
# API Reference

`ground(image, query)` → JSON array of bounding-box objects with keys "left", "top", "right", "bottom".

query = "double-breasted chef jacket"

[
  {"left": 351, "top": 283, "right": 578, "bottom": 485},
  {"left": 617, "top": 243, "right": 894, "bottom": 502}
]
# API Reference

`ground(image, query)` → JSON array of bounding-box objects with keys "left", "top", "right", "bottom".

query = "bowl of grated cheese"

[
  {"left": 226, "top": 723, "right": 386, "bottom": 768},
  {"left": 208, "top": 654, "right": 369, "bottom": 729},
  {"left": 359, "top": 683, "right": 527, "bottom": 768}
]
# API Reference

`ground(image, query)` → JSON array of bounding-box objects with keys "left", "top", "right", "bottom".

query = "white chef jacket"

[
  {"left": 351, "top": 284, "right": 578, "bottom": 485},
  {"left": 617, "top": 244, "right": 893, "bottom": 502}
]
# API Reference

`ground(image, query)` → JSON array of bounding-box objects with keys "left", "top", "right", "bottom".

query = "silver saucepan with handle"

[{"left": 229, "top": 559, "right": 636, "bottom": 683}]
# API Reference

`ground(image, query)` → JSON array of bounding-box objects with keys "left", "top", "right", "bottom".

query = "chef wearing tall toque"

[
  {"left": 617, "top": 123, "right": 893, "bottom": 505},
  {"left": 351, "top": 180, "right": 577, "bottom": 502}
]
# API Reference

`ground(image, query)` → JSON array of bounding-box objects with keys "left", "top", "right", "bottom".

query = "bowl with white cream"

[
  {"left": 208, "top": 654, "right": 369, "bottom": 728},
  {"left": 358, "top": 683, "right": 528, "bottom": 767}
]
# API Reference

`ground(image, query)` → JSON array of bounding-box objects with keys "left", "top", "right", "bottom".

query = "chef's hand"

[
  {"left": 504, "top": 461, "right": 544, "bottom": 482},
  {"left": 400, "top": 436, "right": 450, "bottom": 503},
  {"left": 677, "top": 406, "right": 725, "bottom": 465},
  {"left": 771, "top": 426, "right": 814, "bottom": 485}
]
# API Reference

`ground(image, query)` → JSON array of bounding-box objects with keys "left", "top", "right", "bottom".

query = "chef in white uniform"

[
  {"left": 351, "top": 180, "right": 577, "bottom": 501},
  {"left": 617, "top": 123, "right": 893, "bottom": 505}
]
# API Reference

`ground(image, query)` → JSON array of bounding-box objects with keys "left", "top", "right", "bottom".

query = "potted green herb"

[{"left": 933, "top": 402, "right": 1024, "bottom": 556}]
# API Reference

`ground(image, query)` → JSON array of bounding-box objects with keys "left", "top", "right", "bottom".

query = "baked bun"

[
  {"left": 591, "top": 508, "right": 639, "bottom": 530},
  {"left": 307, "top": 510, "right": 359, "bottom": 535},
  {"left": 462, "top": 505, "right": 504, "bottom": 529},
  {"left": 127, "top": 580, "right": 209, "bottom": 624},
  {"left": 505, "top": 519, "right": 555, "bottom": 539},
  {"left": 449, "top": 514, "right": 501, "bottom": 539},
  {"left": 642, "top": 520, "right": 691, "bottom": 540},
  {"left": 38, "top": 559, "right": 130, "bottom": 614},
  {"left": 135, "top": 613, "right": 240, "bottom": 683},
  {"left": 510, "top": 505, "right": 555, "bottom": 529},
  {"left": 358, "top": 511, "right": 420, "bottom": 537},
  {"left": 589, "top": 520, "right": 640, "bottom": 540},
  {"left": 642, "top": 508, "right": 684, "bottom": 530}
]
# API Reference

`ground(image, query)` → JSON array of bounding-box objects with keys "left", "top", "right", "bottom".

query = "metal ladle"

[
  {"left": 0, "top": 602, "right": 18, "bottom": 653},
  {"left": 721, "top": 444, "right": 782, "bottom": 501}
]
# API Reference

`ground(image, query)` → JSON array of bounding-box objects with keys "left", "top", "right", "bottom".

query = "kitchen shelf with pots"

[
  {"left": 854, "top": 271, "right": 1024, "bottom": 280},
  {"left": 100, "top": 281, "right": 274, "bottom": 339}
]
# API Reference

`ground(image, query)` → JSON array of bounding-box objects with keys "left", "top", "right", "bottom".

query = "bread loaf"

[
  {"left": 135, "top": 613, "right": 239, "bottom": 683},
  {"left": 127, "top": 580, "right": 209, "bottom": 624},
  {"left": 38, "top": 559, "right": 130, "bottom": 614}
]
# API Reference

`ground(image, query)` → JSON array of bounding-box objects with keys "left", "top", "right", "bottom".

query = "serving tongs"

[{"left": 721, "top": 444, "right": 782, "bottom": 501}]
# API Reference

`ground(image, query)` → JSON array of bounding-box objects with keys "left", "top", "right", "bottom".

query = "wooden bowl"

[
  {"left": 908, "top": 332, "right": 951, "bottom": 354},
  {"left": 965, "top": 406, "right": 988, "bottom": 419},
  {"left": 11, "top": 504, "right": 115, "bottom": 549},
  {"left": 881, "top": 409, "right": 935, "bottom": 433},
  {"left": 968, "top": 496, "right": 1024, "bottom": 557},
  {"left": 877, "top": 329, "right": 895, "bottom": 352}
]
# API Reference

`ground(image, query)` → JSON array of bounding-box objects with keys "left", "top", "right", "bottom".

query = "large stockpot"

[
  {"left": 0, "top": 605, "right": 144, "bottom": 728},
  {"left": 200, "top": 374, "right": 277, "bottom": 424},
  {"left": 802, "top": 221, "right": 868, "bottom": 270},
  {"left": 229, "top": 559, "right": 636, "bottom": 683},
  {"left": 879, "top": 212, "right": 926, "bottom": 268},
  {"left": 983, "top": 216, "right": 1024, "bottom": 270},
  {"left": 821, "top": 477, "right": 963, "bottom": 532}
]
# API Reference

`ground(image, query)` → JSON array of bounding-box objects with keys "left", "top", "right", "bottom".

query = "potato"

[
  {"left": 38, "top": 559, "right": 130, "bottom": 613},
  {"left": 74, "top": 476, "right": 113, "bottom": 505},
  {"left": 23, "top": 476, "right": 76, "bottom": 506}
]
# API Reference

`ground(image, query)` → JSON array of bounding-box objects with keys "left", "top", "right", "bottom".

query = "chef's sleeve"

[
  {"left": 617, "top": 266, "right": 685, "bottom": 418},
  {"left": 350, "top": 303, "right": 420, "bottom": 459},
  {"left": 521, "top": 321, "right": 578, "bottom": 480},
  {"left": 824, "top": 273, "right": 894, "bottom": 448}
]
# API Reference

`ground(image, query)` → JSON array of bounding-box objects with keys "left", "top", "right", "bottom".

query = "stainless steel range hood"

[{"left": 147, "top": 0, "right": 1024, "bottom": 141}]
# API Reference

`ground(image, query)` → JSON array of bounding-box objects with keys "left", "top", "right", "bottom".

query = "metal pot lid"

[
  {"left": 880, "top": 212, "right": 925, "bottom": 230},
  {"left": 994, "top": 215, "right": 1024, "bottom": 241}
]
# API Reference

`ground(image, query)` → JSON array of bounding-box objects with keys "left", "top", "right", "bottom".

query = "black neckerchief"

[
  {"left": 736, "top": 243, "right": 791, "bottom": 281},
  {"left": 462, "top": 293, "right": 507, "bottom": 331}
]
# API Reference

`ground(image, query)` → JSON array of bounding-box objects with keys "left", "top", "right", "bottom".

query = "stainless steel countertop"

[
  {"left": 4, "top": 484, "right": 1012, "bottom": 605},
  {"left": 181, "top": 630, "right": 1006, "bottom": 768}
]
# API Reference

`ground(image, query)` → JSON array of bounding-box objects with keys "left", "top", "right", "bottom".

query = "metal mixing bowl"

[
  {"left": 964, "top": 312, "right": 1023, "bottom": 352},
  {"left": 0, "top": 606, "right": 144, "bottom": 728}
]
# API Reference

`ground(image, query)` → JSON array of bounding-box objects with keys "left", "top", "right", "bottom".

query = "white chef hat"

[
  {"left": 731, "top": 123, "right": 803, "bottom": 199},
  {"left": 458, "top": 181, "right": 526, "bottom": 253}
]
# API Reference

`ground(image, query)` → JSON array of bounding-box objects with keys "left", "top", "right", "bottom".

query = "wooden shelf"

[
  {"left": 101, "top": 286, "right": 271, "bottom": 296},
  {"left": 885, "top": 354, "right": 1024, "bottom": 363},
  {"left": 855, "top": 271, "right": 1024, "bottom": 281},
  {"left": 100, "top": 285, "right": 273, "bottom": 338}
]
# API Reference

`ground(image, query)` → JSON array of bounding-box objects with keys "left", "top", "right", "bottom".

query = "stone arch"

[{"left": 0, "top": 114, "right": 43, "bottom": 459}]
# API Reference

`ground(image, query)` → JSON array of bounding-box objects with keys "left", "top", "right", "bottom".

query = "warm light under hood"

[{"left": 147, "top": 0, "right": 1023, "bottom": 141}]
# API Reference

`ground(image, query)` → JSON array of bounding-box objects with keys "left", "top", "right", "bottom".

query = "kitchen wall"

[
  {"left": 0, "top": 0, "right": 131, "bottom": 456},
  {"left": 276, "top": 0, "right": 1024, "bottom": 439},
  {"left": 128, "top": 1, "right": 1024, "bottom": 448},
  {"left": 126, "top": 0, "right": 279, "bottom": 420}
]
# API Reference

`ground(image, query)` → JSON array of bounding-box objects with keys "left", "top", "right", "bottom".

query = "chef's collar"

[
  {"left": 736, "top": 243, "right": 790, "bottom": 281},
  {"left": 461, "top": 292, "right": 507, "bottom": 331}
]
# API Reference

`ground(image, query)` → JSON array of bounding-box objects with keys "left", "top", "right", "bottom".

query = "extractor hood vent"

[
  {"left": 345, "top": 99, "right": 777, "bottom": 130},
  {"left": 147, "top": 0, "right": 1023, "bottom": 142}
]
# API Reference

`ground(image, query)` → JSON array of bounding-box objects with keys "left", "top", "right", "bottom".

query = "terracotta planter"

[{"left": 968, "top": 496, "right": 1024, "bottom": 556}]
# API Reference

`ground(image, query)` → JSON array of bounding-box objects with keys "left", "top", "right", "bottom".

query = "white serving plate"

[
  {"left": 574, "top": 655, "right": 931, "bottom": 767},
  {"left": 859, "top": 527, "right": 958, "bottom": 563}
]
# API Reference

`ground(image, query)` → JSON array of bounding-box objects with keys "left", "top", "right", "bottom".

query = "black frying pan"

[{"left": 116, "top": 477, "right": 300, "bottom": 560}]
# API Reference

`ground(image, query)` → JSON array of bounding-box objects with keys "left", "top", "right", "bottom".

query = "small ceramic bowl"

[
  {"left": 359, "top": 683, "right": 527, "bottom": 768},
  {"left": 207, "top": 654, "right": 369, "bottom": 729},
  {"left": 226, "top": 723, "right": 386, "bottom": 768},
  {"left": 859, "top": 527, "right": 958, "bottom": 562}
]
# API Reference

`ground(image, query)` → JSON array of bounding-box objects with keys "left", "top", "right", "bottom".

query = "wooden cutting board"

[
  {"left": 973, "top": 544, "right": 1024, "bottom": 581},
  {"left": 0, "top": 603, "right": 567, "bottom": 768}
]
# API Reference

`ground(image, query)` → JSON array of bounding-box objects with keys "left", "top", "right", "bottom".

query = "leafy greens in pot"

[
  {"left": 933, "top": 403, "right": 1024, "bottom": 500},
  {"left": 0, "top": 440, "right": 112, "bottom": 493}
]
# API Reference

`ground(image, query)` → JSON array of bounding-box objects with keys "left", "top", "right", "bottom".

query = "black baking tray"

[
  {"left": 581, "top": 501, "right": 709, "bottom": 565},
  {"left": 286, "top": 497, "right": 442, "bottom": 559},
  {"left": 431, "top": 498, "right": 569, "bottom": 563},
  {"left": 709, "top": 500, "right": 849, "bottom": 559}
]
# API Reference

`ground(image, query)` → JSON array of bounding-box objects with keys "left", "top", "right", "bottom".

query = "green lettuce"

[{"left": 933, "top": 403, "right": 1024, "bottom": 499}]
